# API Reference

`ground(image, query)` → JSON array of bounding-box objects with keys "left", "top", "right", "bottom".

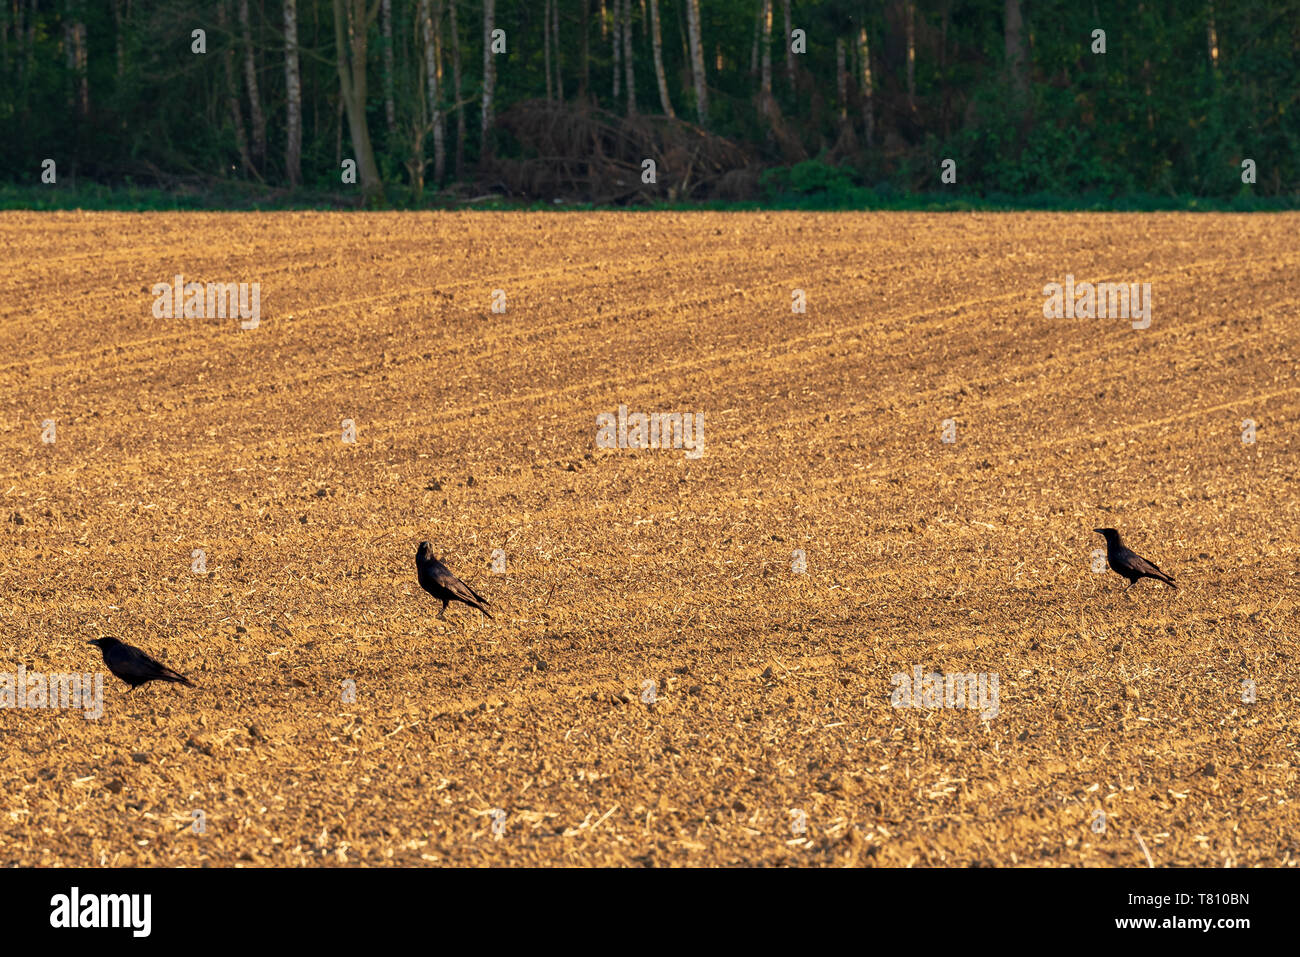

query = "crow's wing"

[
  {"left": 117, "top": 643, "right": 192, "bottom": 685},
  {"left": 1130, "top": 551, "right": 1176, "bottom": 584},
  {"left": 428, "top": 556, "right": 490, "bottom": 607},
  {"left": 106, "top": 643, "right": 147, "bottom": 675},
  {"left": 151, "top": 658, "right": 193, "bottom": 684}
]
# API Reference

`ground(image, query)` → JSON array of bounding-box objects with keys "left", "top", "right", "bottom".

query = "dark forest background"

[{"left": 2, "top": 1, "right": 1297, "bottom": 207}]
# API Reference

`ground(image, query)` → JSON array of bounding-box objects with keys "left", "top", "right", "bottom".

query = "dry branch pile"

[{"left": 485, "top": 100, "right": 756, "bottom": 204}]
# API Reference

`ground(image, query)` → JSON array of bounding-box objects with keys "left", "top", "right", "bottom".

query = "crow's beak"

[{"left": 1092, "top": 528, "right": 1103, "bottom": 534}]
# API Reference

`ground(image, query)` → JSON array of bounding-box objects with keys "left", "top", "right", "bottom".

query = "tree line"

[{"left": 1, "top": 1, "right": 1296, "bottom": 203}]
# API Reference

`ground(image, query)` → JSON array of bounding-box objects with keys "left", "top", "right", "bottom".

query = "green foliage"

[{"left": 760, "top": 159, "right": 865, "bottom": 204}]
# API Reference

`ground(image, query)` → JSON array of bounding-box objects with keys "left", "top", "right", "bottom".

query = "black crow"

[
  {"left": 88, "top": 637, "right": 194, "bottom": 689},
  {"left": 416, "top": 541, "right": 492, "bottom": 620},
  {"left": 1093, "top": 528, "right": 1177, "bottom": 590}
]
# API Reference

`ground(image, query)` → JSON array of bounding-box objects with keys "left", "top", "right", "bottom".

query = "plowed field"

[{"left": 1, "top": 211, "right": 1297, "bottom": 866}]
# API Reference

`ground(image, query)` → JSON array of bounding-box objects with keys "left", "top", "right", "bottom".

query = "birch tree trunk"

[
  {"left": 239, "top": 0, "right": 266, "bottom": 165},
  {"left": 285, "top": 0, "right": 303, "bottom": 186},
  {"left": 783, "top": 0, "right": 794, "bottom": 86},
  {"left": 622, "top": 0, "right": 636, "bottom": 115},
  {"left": 649, "top": 0, "right": 673, "bottom": 116},
  {"left": 449, "top": 0, "right": 465, "bottom": 177},
  {"left": 381, "top": 0, "right": 395, "bottom": 134},
  {"left": 480, "top": 0, "right": 495, "bottom": 157},
  {"left": 544, "top": 0, "right": 553, "bottom": 102},
  {"left": 421, "top": 0, "right": 445, "bottom": 184},
  {"left": 858, "top": 25, "right": 874, "bottom": 147},
  {"left": 612, "top": 0, "right": 621, "bottom": 99},
  {"left": 433, "top": 0, "right": 445, "bottom": 182},
  {"left": 686, "top": 0, "right": 707, "bottom": 124}
]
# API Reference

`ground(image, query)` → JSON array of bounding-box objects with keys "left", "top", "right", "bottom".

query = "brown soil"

[{"left": 1, "top": 211, "right": 1296, "bottom": 866}]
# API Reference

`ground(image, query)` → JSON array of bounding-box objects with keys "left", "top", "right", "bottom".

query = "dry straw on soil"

[{"left": 0, "top": 211, "right": 1297, "bottom": 866}]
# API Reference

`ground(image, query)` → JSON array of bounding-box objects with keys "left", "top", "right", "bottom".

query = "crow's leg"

[{"left": 437, "top": 601, "right": 448, "bottom": 620}]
